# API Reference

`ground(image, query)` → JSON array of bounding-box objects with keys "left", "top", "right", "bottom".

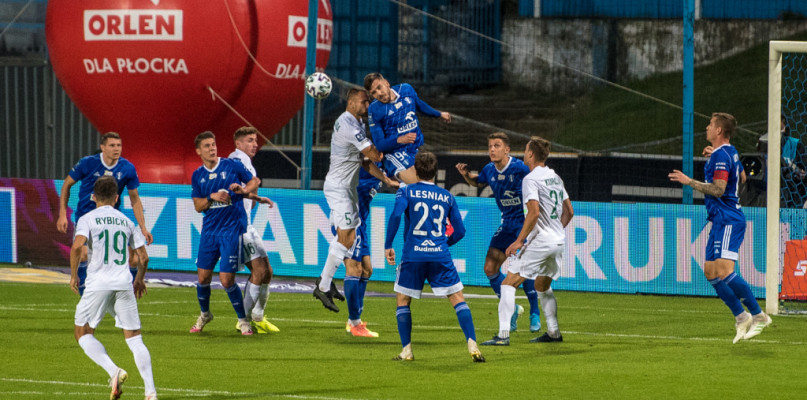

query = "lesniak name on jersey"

[{"left": 409, "top": 189, "right": 450, "bottom": 203}]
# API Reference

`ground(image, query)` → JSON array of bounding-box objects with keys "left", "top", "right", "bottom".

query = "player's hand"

[
  {"left": 70, "top": 275, "right": 80, "bottom": 295},
  {"left": 258, "top": 196, "right": 274, "bottom": 208},
  {"left": 142, "top": 228, "right": 154, "bottom": 245},
  {"left": 133, "top": 278, "right": 147, "bottom": 299},
  {"left": 440, "top": 111, "right": 452, "bottom": 123},
  {"left": 668, "top": 169, "right": 692, "bottom": 185},
  {"left": 210, "top": 190, "right": 231, "bottom": 203},
  {"left": 702, "top": 146, "right": 714, "bottom": 157},
  {"left": 455, "top": 163, "right": 470, "bottom": 177},
  {"left": 505, "top": 241, "right": 522, "bottom": 258},
  {"left": 229, "top": 183, "right": 246, "bottom": 194},
  {"left": 385, "top": 248, "right": 396, "bottom": 266},
  {"left": 57, "top": 215, "right": 69, "bottom": 233},
  {"left": 397, "top": 133, "right": 416, "bottom": 144}
]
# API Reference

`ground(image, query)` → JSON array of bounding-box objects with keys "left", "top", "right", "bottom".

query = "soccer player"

[
  {"left": 228, "top": 126, "right": 279, "bottom": 334},
  {"left": 385, "top": 151, "right": 485, "bottom": 362},
  {"left": 70, "top": 176, "right": 156, "bottom": 400},
  {"left": 57, "top": 132, "right": 153, "bottom": 295},
  {"left": 314, "top": 89, "right": 387, "bottom": 336},
  {"left": 364, "top": 72, "right": 451, "bottom": 184},
  {"left": 456, "top": 132, "right": 542, "bottom": 333},
  {"left": 669, "top": 112, "right": 772, "bottom": 343},
  {"left": 481, "top": 136, "right": 573, "bottom": 345},
  {"left": 189, "top": 131, "right": 261, "bottom": 336}
]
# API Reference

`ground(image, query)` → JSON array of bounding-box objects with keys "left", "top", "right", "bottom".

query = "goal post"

[{"left": 766, "top": 40, "right": 807, "bottom": 315}]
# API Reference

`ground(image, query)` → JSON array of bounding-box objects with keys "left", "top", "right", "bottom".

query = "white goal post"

[{"left": 766, "top": 40, "right": 807, "bottom": 315}]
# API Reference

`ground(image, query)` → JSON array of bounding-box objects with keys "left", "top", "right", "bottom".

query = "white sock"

[
  {"left": 319, "top": 240, "right": 347, "bottom": 291},
  {"left": 498, "top": 285, "right": 516, "bottom": 338},
  {"left": 243, "top": 281, "right": 261, "bottom": 320},
  {"left": 77, "top": 334, "right": 118, "bottom": 378},
  {"left": 253, "top": 284, "right": 269, "bottom": 320},
  {"left": 537, "top": 288, "right": 559, "bottom": 336},
  {"left": 125, "top": 335, "right": 156, "bottom": 395}
]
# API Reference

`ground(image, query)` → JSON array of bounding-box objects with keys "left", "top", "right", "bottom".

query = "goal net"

[{"left": 768, "top": 41, "right": 807, "bottom": 315}]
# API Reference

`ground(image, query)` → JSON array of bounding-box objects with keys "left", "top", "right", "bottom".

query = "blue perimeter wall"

[
  {"left": 526, "top": 0, "right": 807, "bottom": 19},
  {"left": 2, "top": 181, "right": 791, "bottom": 298}
]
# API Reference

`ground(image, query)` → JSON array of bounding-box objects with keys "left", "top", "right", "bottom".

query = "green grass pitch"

[{"left": 0, "top": 279, "right": 805, "bottom": 399}]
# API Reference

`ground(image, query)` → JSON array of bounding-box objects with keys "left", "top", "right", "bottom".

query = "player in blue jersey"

[
  {"left": 189, "top": 131, "right": 261, "bottom": 336},
  {"left": 456, "top": 132, "right": 542, "bottom": 333},
  {"left": 669, "top": 112, "right": 772, "bottom": 343},
  {"left": 385, "top": 151, "right": 485, "bottom": 362},
  {"left": 364, "top": 72, "right": 451, "bottom": 184},
  {"left": 57, "top": 132, "right": 153, "bottom": 296}
]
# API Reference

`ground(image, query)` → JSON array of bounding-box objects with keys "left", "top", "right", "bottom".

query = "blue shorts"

[
  {"left": 196, "top": 232, "right": 243, "bottom": 273},
  {"left": 383, "top": 149, "right": 416, "bottom": 178},
  {"left": 394, "top": 259, "right": 463, "bottom": 299},
  {"left": 489, "top": 223, "right": 521, "bottom": 252},
  {"left": 706, "top": 221, "right": 746, "bottom": 262},
  {"left": 348, "top": 222, "right": 370, "bottom": 262}
]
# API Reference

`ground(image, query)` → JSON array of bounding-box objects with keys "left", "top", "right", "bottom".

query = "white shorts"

[
  {"left": 323, "top": 184, "right": 361, "bottom": 230},
  {"left": 75, "top": 289, "right": 141, "bottom": 331},
  {"left": 242, "top": 225, "right": 268, "bottom": 263},
  {"left": 509, "top": 242, "right": 564, "bottom": 281}
]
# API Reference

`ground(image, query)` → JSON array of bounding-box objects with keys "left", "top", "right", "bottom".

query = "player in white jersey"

[
  {"left": 314, "top": 89, "right": 388, "bottom": 334},
  {"left": 70, "top": 176, "right": 157, "bottom": 400},
  {"left": 229, "top": 126, "right": 279, "bottom": 334},
  {"left": 482, "top": 136, "right": 574, "bottom": 345}
]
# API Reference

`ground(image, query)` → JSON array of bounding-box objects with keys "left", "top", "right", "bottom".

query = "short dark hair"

[
  {"left": 527, "top": 136, "right": 551, "bottom": 163},
  {"left": 93, "top": 176, "right": 118, "bottom": 203},
  {"left": 415, "top": 151, "right": 438, "bottom": 181},
  {"left": 363, "top": 72, "right": 384, "bottom": 91},
  {"left": 347, "top": 88, "right": 368, "bottom": 102},
  {"left": 234, "top": 126, "right": 258, "bottom": 142},
  {"left": 712, "top": 112, "right": 737, "bottom": 139},
  {"left": 100, "top": 132, "right": 121, "bottom": 145},
  {"left": 195, "top": 131, "right": 215, "bottom": 148},
  {"left": 488, "top": 132, "right": 510, "bottom": 147}
]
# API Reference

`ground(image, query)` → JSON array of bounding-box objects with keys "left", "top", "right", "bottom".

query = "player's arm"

[
  {"left": 132, "top": 245, "right": 149, "bottom": 299},
  {"left": 69, "top": 234, "right": 87, "bottom": 295},
  {"left": 413, "top": 90, "right": 450, "bottom": 122},
  {"left": 561, "top": 198, "right": 574, "bottom": 228},
  {"left": 244, "top": 190, "right": 274, "bottom": 207},
  {"left": 446, "top": 200, "right": 466, "bottom": 246},
  {"left": 127, "top": 188, "right": 153, "bottom": 244},
  {"left": 505, "top": 199, "right": 540, "bottom": 257},
  {"left": 668, "top": 169, "right": 726, "bottom": 197},
  {"left": 369, "top": 111, "right": 399, "bottom": 152},
  {"left": 455, "top": 163, "right": 483, "bottom": 187},
  {"left": 57, "top": 176, "right": 78, "bottom": 233},
  {"left": 230, "top": 176, "right": 260, "bottom": 195},
  {"left": 384, "top": 191, "right": 408, "bottom": 265},
  {"left": 360, "top": 144, "right": 384, "bottom": 163}
]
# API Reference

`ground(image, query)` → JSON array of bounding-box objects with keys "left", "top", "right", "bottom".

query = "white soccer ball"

[{"left": 305, "top": 72, "right": 332, "bottom": 100}]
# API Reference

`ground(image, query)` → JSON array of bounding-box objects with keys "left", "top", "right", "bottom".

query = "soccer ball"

[{"left": 305, "top": 72, "right": 332, "bottom": 100}]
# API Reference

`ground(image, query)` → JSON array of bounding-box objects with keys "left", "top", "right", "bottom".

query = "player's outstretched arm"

[
  {"left": 668, "top": 169, "right": 726, "bottom": 197},
  {"left": 57, "top": 176, "right": 77, "bottom": 233},
  {"left": 231, "top": 176, "right": 261, "bottom": 195},
  {"left": 455, "top": 163, "right": 482, "bottom": 187},
  {"left": 69, "top": 235, "right": 87, "bottom": 295},
  {"left": 128, "top": 188, "right": 153, "bottom": 244}
]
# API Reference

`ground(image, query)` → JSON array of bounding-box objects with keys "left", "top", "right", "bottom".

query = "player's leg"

[
  {"left": 703, "top": 223, "right": 755, "bottom": 343},
  {"left": 483, "top": 245, "right": 507, "bottom": 297},
  {"left": 396, "top": 167, "right": 419, "bottom": 185},
  {"left": 190, "top": 234, "right": 217, "bottom": 333},
  {"left": 345, "top": 257, "right": 377, "bottom": 337},
  {"left": 430, "top": 260, "right": 484, "bottom": 362},
  {"left": 392, "top": 261, "right": 425, "bottom": 361},
  {"left": 482, "top": 271, "right": 526, "bottom": 346},
  {"left": 116, "top": 290, "right": 156, "bottom": 399},
  {"left": 385, "top": 150, "right": 418, "bottom": 185},
  {"left": 74, "top": 291, "right": 127, "bottom": 399},
  {"left": 358, "top": 255, "right": 372, "bottom": 320},
  {"left": 316, "top": 189, "right": 358, "bottom": 310},
  {"left": 250, "top": 258, "right": 278, "bottom": 333},
  {"left": 530, "top": 245, "right": 564, "bottom": 343},
  {"left": 394, "top": 293, "right": 414, "bottom": 360},
  {"left": 242, "top": 227, "right": 268, "bottom": 328}
]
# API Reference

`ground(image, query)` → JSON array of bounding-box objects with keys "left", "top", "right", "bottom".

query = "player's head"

[
  {"left": 99, "top": 132, "right": 122, "bottom": 162},
  {"left": 346, "top": 88, "right": 370, "bottom": 117},
  {"left": 487, "top": 132, "right": 510, "bottom": 163},
  {"left": 707, "top": 112, "right": 736, "bottom": 142},
  {"left": 234, "top": 126, "right": 259, "bottom": 157},
  {"left": 525, "top": 136, "right": 550, "bottom": 166},
  {"left": 415, "top": 151, "right": 438, "bottom": 181},
  {"left": 363, "top": 72, "right": 392, "bottom": 104},
  {"left": 194, "top": 131, "right": 217, "bottom": 163},
  {"left": 92, "top": 175, "right": 119, "bottom": 206}
]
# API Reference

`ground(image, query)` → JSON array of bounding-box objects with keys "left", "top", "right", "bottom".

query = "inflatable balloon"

[{"left": 46, "top": 0, "right": 332, "bottom": 184}]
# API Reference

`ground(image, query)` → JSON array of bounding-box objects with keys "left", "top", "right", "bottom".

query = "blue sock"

[
  {"left": 708, "top": 277, "right": 744, "bottom": 316},
  {"left": 358, "top": 277, "right": 369, "bottom": 315},
  {"left": 77, "top": 261, "right": 88, "bottom": 296},
  {"left": 225, "top": 284, "right": 246, "bottom": 319},
  {"left": 196, "top": 283, "right": 211, "bottom": 313},
  {"left": 724, "top": 272, "right": 761, "bottom": 315},
  {"left": 396, "top": 306, "right": 412, "bottom": 347},
  {"left": 522, "top": 279, "right": 540, "bottom": 316},
  {"left": 487, "top": 272, "right": 504, "bottom": 297},
  {"left": 345, "top": 276, "right": 361, "bottom": 321},
  {"left": 453, "top": 302, "right": 476, "bottom": 342}
]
